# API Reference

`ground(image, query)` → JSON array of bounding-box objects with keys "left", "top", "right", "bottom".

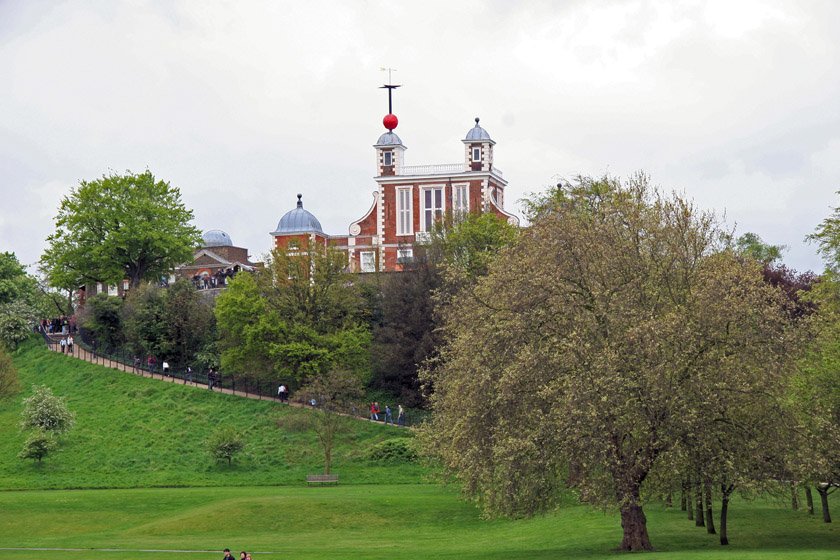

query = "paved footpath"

[{"left": 43, "top": 335, "right": 408, "bottom": 427}]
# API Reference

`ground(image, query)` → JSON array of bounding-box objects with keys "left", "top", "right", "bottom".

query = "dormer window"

[
  {"left": 384, "top": 151, "right": 393, "bottom": 166},
  {"left": 472, "top": 147, "right": 481, "bottom": 162}
]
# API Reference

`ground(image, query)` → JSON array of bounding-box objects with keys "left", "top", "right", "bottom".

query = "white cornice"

[{"left": 374, "top": 171, "right": 508, "bottom": 187}]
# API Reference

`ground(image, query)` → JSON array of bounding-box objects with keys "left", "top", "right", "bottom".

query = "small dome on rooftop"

[
  {"left": 271, "top": 194, "right": 324, "bottom": 235},
  {"left": 464, "top": 117, "right": 492, "bottom": 142},
  {"left": 202, "top": 230, "right": 233, "bottom": 247},
  {"left": 375, "top": 131, "right": 403, "bottom": 147}
]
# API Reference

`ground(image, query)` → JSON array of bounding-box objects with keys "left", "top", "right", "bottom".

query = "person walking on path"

[
  {"left": 162, "top": 361, "right": 170, "bottom": 377},
  {"left": 384, "top": 404, "right": 393, "bottom": 425},
  {"left": 134, "top": 356, "right": 141, "bottom": 373},
  {"left": 147, "top": 356, "right": 155, "bottom": 374},
  {"left": 185, "top": 366, "right": 192, "bottom": 384},
  {"left": 397, "top": 404, "right": 405, "bottom": 426},
  {"left": 67, "top": 336, "right": 74, "bottom": 355},
  {"left": 59, "top": 337, "right": 67, "bottom": 353},
  {"left": 370, "top": 401, "right": 379, "bottom": 421},
  {"left": 278, "top": 384, "right": 288, "bottom": 402},
  {"left": 208, "top": 368, "right": 215, "bottom": 390}
]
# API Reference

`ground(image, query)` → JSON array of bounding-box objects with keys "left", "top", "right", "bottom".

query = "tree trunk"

[
  {"left": 695, "top": 480, "right": 705, "bottom": 527},
  {"left": 704, "top": 481, "right": 716, "bottom": 534},
  {"left": 324, "top": 447, "right": 331, "bottom": 475},
  {"left": 791, "top": 481, "right": 799, "bottom": 510},
  {"left": 720, "top": 496, "right": 729, "bottom": 546},
  {"left": 617, "top": 502, "right": 654, "bottom": 551},
  {"left": 817, "top": 486, "right": 831, "bottom": 523},
  {"left": 681, "top": 480, "right": 687, "bottom": 511},
  {"left": 665, "top": 491, "right": 672, "bottom": 508},
  {"left": 687, "top": 479, "right": 694, "bottom": 520},
  {"left": 806, "top": 486, "right": 815, "bottom": 515},
  {"left": 227, "top": 456, "right": 231, "bottom": 466}
]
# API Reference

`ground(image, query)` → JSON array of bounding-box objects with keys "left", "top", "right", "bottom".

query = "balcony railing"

[
  {"left": 399, "top": 163, "right": 504, "bottom": 178},
  {"left": 402, "top": 163, "right": 466, "bottom": 175}
]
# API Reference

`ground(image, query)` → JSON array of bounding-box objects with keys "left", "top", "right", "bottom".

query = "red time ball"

[{"left": 383, "top": 113, "right": 398, "bottom": 130}]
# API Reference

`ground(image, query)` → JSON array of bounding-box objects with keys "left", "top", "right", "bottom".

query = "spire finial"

[
  {"left": 475, "top": 117, "right": 480, "bottom": 125},
  {"left": 297, "top": 193, "right": 302, "bottom": 208}
]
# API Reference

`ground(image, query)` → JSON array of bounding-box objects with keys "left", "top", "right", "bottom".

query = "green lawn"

[
  {"left": 3, "top": 339, "right": 840, "bottom": 558},
  {"left": 0, "top": 485, "right": 839, "bottom": 559},
  {"left": 2, "top": 339, "right": 422, "bottom": 490}
]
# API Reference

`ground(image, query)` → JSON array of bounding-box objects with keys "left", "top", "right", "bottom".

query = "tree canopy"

[
  {"left": 215, "top": 244, "right": 372, "bottom": 385},
  {"left": 40, "top": 170, "right": 201, "bottom": 289},
  {"left": 422, "top": 174, "right": 801, "bottom": 551}
]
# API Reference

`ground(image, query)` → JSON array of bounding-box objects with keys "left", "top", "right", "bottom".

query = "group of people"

[
  {"left": 222, "top": 549, "right": 253, "bottom": 560},
  {"left": 192, "top": 266, "right": 241, "bottom": 290},
  {"left": 370, "top": 401, "right": 405, "bottom": 426},
  {"left": 39, "top": 316, "right": 76, "bottom": 335}
]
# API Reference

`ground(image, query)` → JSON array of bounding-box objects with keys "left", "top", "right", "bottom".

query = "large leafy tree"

[
  {"left": 216, "top": 243, "right": 371, "bottom": 386},
  {"left": 372, "top": 213, "right": 517, "bottom": 406},
  {"left": 0, "top": 252, "right": 38, "bottom": 305},
  {"left": 422, "top": 174, "right": 800, "bottom": 551},
  {"left": 40, "top": 170, "right": 201, "bottom": 289},
  {"left": 0, "top": 253, "right": 39, "bottom": 349}
]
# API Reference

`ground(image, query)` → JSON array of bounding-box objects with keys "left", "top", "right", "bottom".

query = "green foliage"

[
  {"left": 424, "top": 212, "right": 518, "bottom": 279},
  {"left": 18, "top": 429, "right": 58, "bottom": 464},
  {"left": 216, "top": 245, "right": 372, "bottom": 386},
  {"left": 40, "top": 170, "right": 202, "bottom": 289},
  {"left": 297, "top": 368, "right": 366, "bottom": 474},
  {"left": 121, "top": 283, "right": 166, "bottom": 356},
  {"left": 423, "top": 173, "right": 802, "bottom": 551},
  {"left": 366, "top": 437, "right": 418, "bottom": 462},
  {"left": 206, "top": 426, "right": 245, "bottom": 466},
  {"left": 0, "top": 300, "right": 36, "bottom": 350},
  {"left": 736, "top": 232, "right": 787, "bottom": 263},
  {"left": 0, "top": 252, "right": 38, "bottom": 305},
  {"left": 122, "top": 280, "right": 215, "bottom": 364},
  {"left": 20, "top": 384, "right": 76, "bottom": 434},
  {"left": 81, "top": 293, "right": 124, "bottom": 349},
  {"left": 372, "top": 262, "right": 440, "bottom": 407},
  {"left": 791, "top": 278, "right": 840, "bottom": 489}
]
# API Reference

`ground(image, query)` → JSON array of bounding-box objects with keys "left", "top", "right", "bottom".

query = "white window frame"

[
  {"left": 383, "top": 151, "right": 393, "bottom": 166},
  {"left": 96, "top": 282, "right": 103, "bottom": 294},
  {"left": 472, "top": 146, "right": 481, "bottom": 162},
  {"left": 107, "top": 284, "right": 118, "bottom": 296},
  {"left": 360, "top": 251, "right": 376, "bottom": 273},
  {"left": 453, "top": 183, "right": 469, "bottom": 216},
  {"left": 397, "top": 248, "right": 414, "bottom": 264},
  {"left": 122, "top": 280, "right": 130, "bottom": 291},
  {"left": 420, "top": 185, "right": 445, "bottom": 232},
  {"left": 396, "top": 186, "right": 413, "bottom": 236}
]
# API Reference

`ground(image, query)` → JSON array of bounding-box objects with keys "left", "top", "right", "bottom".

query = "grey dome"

[
  {"left": 464, "top": 117, "right": 492, "bottom": 141},
  {"left": 271, "top": 194, "right": 324, "bottom": 235},
  {"left": 375, "top": 131, "right": 403, "bottom": 146},
  {"left": 202, "top": 230, "right": 233, "bottom": 247}
]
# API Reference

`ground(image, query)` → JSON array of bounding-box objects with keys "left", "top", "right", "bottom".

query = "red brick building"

[{"left": 271, "top": 115, "right": 519, "bottom": 272}]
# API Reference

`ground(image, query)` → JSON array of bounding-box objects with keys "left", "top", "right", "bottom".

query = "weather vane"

[{"left": 379, "top": 67, "right": 401, "bottom": 115}]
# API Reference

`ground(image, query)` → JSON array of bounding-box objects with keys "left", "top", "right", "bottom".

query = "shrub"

[
  {"left": 20, "top": 384, "right": 75, "bottom": 434},
  {"left": 366, "top": 437, "right": 418, "bottom": 462},
  {"left": 19, "top": 430, "right": 59, "bottom": 464},
  {"left": 207, "top": 426, "right": 245, "bottom": 466}
]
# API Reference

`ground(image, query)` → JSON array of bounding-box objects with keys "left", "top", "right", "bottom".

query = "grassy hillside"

[
  {"left": 0, "top": 485, "right": 839, "bottom": 559},
  {"left": 0, "top": 338, "right": 425, "bottom": 490}
]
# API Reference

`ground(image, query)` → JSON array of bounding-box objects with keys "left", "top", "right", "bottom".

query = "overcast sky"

[{"left": 2, "top": 0, "right": 839, "bottom": 275}]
